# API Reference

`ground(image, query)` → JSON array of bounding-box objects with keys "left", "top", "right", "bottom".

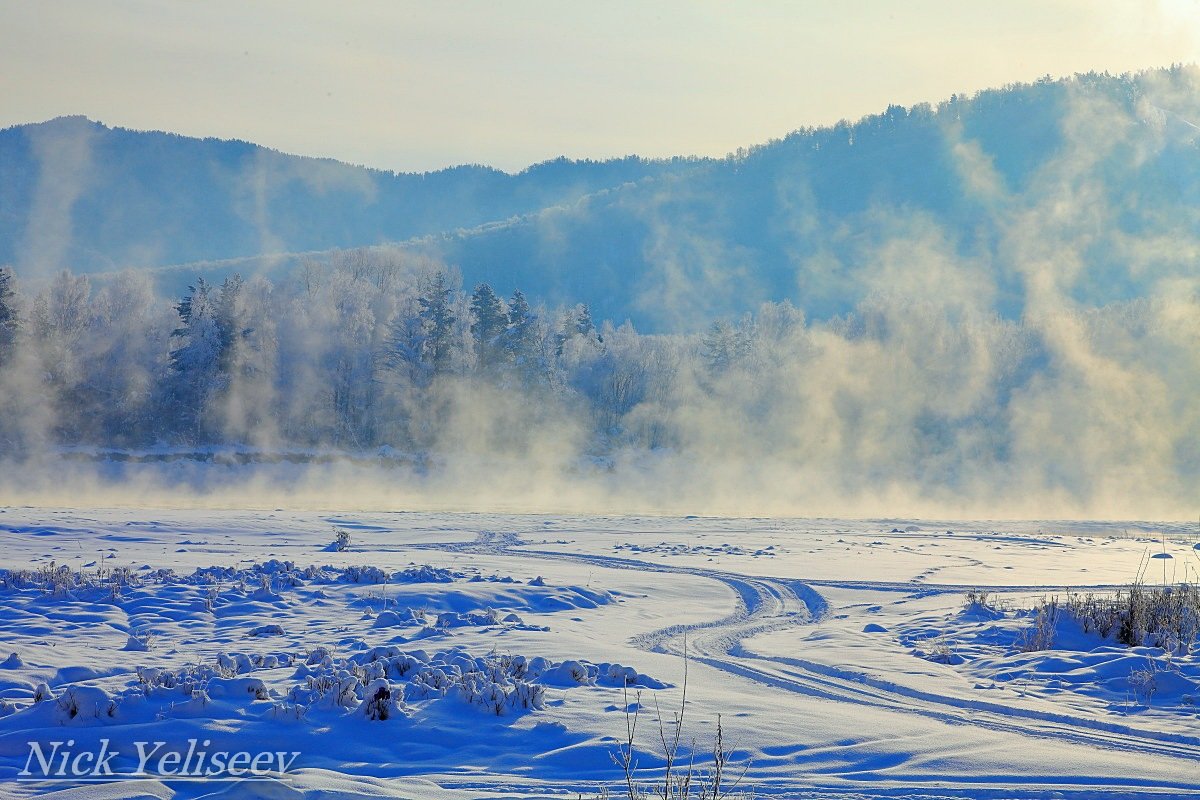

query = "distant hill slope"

[
  {"left": 4, "top": 67, "right": 1199, "bottom": 331},
  {"left": 0, "top": 115, "right": 696, "bottom": 273},
  {"left": 424, "top": 68, "right": 1200, "bottom": 329}
]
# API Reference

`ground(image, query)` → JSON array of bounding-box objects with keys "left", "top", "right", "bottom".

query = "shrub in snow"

[
  {"left": 1, "top": 652, "right": 22, "bottom": 669},
  {"left": 33, "top": 683, "right": 53, "bottom": 702},
  {"left": 207, "top": 676, "right": 270, "bottom": 701},
  {"left": 392, "top": 565, "right": 459, "bottom": 583},
  {"left": 359, "top": 679, "right": 405, "bottom": 720},
  {"left": 343, "top": 565, "right": 388, "bottom": 584},
  {"left": 915, "top": 636, "right": 965, "bottom": 665},
  {"left": 961, "top": 589, "right": 1005, "bottom": 620},
  {"left": 122, "top": 634, "right": 150, "bottom": 652},
  {"left": 249, "top": 624, "right": 285, "bottom": 637},
  {"left": 278, "top": 646, "right": 657, "bottom": 719},
  {"left": 269, "top": 702, "right": 306, "bottom": 721},
  {"left": 1129, "top": 662, "right": 1161, "bottom": 705},
  {"left": 373, "top": 610, "right": 406, "bottom": 628},
  {"left": 540, "top": 660, "right": 595, "bottom": 686},
  {"left": 1022, "top": 583, "right": 1200, "bottom": 653},
  {"left": 595, "top": 663, "right": 667, "bottom": 689},
  {"left": 138, "top": 656, "right": 260, "bottom": 699},
  {"left": 251, "top": 574, "right": 281, "bottom": 599},
  {"left": 402, "top": 606, "right": 537, "bottom": 632},
  {"left": 56, "top": 686, "right": 116, "bottom": 722},
  {"left": 137, "top": 666, "right": 173, "bottom": 694},
  {"left": 168, "top": 689, "right": 211, "bottom": 715},
  {"left": 305, "top": 647, "right": 334, "bottom": 667},
  {"left": 102, "top": 642, "right": 660, "bottom": 724},
  {"left": 217, "top": 652, "right": 256, "bottom": 675},
  {"left": 436, "top": 608, "right": 505, "bottom": 629},
  {"left": 289, "top": 671, "right": 361, "bottom": 710},
  {"left": 331, "top": 528, "right": 351, "bottom": 552},
  {"left": 122, "top": 628, "right": 155, "bottom": 651},
  {"left": 0, "top": 561, "right": 176, "bottom": 597},
  {"left": 1018, "top": 601, "right": 1059, "bottom": 652}
]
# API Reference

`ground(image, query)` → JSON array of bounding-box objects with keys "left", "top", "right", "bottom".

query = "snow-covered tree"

[
  {"left": 417, "top": 272, "right": 457, "bottom": 375},
  {"left": 700, "top": 319, "right": 748, "bottom": 374},
  {"left": 168, "top": 279, "right": 225, "bottom": 441},
  {"left": 555, "top": 303, "right": 603, "bottom": 358},
  {"left": 500, "top": 289, "right": 550, "bottom": 384},
  {"left": 0, "top": 267, "right": 18, "bottom": 366},
  {"left": 80, "top": 271, "right": 172, "bottom": 444},
  {"left": 469, "top": 283, "right": 507, "bottom": 371}
]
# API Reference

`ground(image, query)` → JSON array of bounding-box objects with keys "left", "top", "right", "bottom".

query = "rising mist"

[{"left": 0, "top": 69, "right": 1197, "bottom": 519}]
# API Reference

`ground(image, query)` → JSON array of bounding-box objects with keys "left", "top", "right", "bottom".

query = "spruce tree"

[
  {"left": 169, "top": 279, "right": 224, "bottom": 440},
  {"left": 417, "top": 272, "right": 456, "bottom": 374},
  {"left": 469, "top": 283, "right": 506, "bottom": 370}
]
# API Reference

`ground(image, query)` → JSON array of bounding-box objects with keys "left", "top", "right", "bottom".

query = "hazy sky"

[{"left": 2, "top": 1, "right": 1197, "bottom": 172}]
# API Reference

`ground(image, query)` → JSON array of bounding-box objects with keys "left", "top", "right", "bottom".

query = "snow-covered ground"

[{"left": 1, "top": 509, "right": 1198, "bottom": 799}]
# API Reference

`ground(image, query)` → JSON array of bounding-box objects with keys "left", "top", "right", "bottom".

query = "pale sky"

[{"left": 2, "top": 1, "right": 1198, "bottom": 173}]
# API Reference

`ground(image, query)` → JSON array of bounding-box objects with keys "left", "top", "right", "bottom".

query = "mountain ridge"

[{"left": 4, "top": 66, "right": 1198, "bottom": 331}]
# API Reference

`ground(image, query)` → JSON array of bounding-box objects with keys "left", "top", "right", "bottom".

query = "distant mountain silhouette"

[
  {"left": 3, "top": 67, "right": 1198, "bottom": 331},
  {"left": 426, "top": 68, "right": 1200, "bottom": 329},
  {"left": 0, "top": 115, "right": 695, "bottom": 273}
]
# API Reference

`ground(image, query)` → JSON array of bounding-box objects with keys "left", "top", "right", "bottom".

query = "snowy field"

[{"left": 1, "top": 509, "right": 1199, "bottom": 799}]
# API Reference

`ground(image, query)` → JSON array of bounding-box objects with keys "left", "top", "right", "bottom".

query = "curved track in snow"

[{"left": 423, "top": 531, "right": 1200, "bottom": 796}]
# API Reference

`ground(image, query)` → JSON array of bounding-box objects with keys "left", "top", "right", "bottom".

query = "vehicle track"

[{"left": 427, "top": 532, "right": 1200, "bottom": 772}]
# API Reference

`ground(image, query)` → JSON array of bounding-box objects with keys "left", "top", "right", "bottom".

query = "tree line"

[{"left": 0, "top": 250, "right": 1195, "bottom": 516}]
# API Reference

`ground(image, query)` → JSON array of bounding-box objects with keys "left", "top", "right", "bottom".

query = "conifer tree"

[
  {"left": 417, "top": 271, "right": 456, "bottom": 374},
  {"left": 469, "top": 283, "right": 506, "bottom": 370}
]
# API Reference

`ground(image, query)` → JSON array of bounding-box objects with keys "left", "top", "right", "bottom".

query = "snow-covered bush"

[
  {"left": 249, "top": 624, "right": 285, "bottom": 637},
  {"left": 331, "top": 528, "right": 351, "bottom": 552},
  {"left": 393, "top": 565, "right": 460, "bottom": 583},
  {"left": 279, "top": 646, "right": 660, "bottom": 720},
  {"left": 1022, "top": 583, "right": 1200, "bottom": 653},
  {"left": 56, "top": 686, "right": 117, "bottom": 722}
]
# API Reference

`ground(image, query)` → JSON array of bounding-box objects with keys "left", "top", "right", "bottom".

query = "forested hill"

[
  {"left": 0, "top": 116, "right": 694, "bottom": 273},
  {"left": 429, "top": 68, "right": 1200, "bottom": 329},
  {"left": 3, "top": 67, "right": 1199, "bottom": 331}
]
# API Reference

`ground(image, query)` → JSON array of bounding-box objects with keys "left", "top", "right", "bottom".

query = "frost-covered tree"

[
  {"left": 214, "top": 275, "right": 253, "bottom": 373},
  {"left": 469, "top": 283, "right": 507, "bottom": 371},
  {"left": 168, "top": 279, "right": 225, "bottom": 440},
  {"left": 78, "top": 272, "right": 172, "bottom": 444},
  {"left": 700, "top": 319, "right": 748, "bottom": 373},
  {"left": 501, "top": 289, "right": 548, "bottom": 381},
  {"left": 555, "top": 302, "right": 603, "bottom": 357},
  {"left": 29, "top": 271, "right": 92, "bottom": 438},
  {"left": 0, "top": 267, "right": 18, "bottom": 366},
  {"left": 417, "top": 272, "right": 457, "bottom": 375},
  {"left": 215, "top": 276, "right": 278, "bottom": 445},
  {"left": 576, "top": 303, "right": 597, "bottom": 339}
]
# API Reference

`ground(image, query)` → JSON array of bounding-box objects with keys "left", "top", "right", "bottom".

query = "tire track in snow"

[{"left": 422, "top": 533, "right": 1200, "bottom": 776}]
